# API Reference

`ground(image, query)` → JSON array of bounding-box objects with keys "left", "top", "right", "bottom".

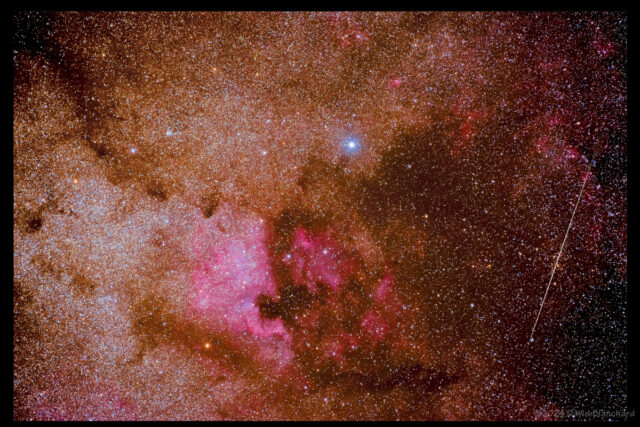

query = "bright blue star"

[{"left": 344, "top": 138, "right": 360, "bottom": 153}]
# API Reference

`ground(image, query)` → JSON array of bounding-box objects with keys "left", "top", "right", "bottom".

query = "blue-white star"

[{"left": 344, "top": 138, "right": 360, "bottom": 153}]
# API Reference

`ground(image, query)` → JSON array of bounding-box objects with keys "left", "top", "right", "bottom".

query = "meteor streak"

[{"left": 529, "top": 163, "right": 592, "bottom": 343}]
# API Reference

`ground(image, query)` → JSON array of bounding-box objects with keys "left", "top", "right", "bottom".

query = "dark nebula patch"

[
  {"left": 69, "top": 273, "right": 96, "bottom": 296},
  {"left": 338, "top": 364, "right": 460, "bottom": 395},
  {"left": 87, "top": 138, "right": 114, "bottom": 160},
  {"left": 199, "top": 191, "right": 221, "bottom": 218},
  {"left": 25, "top": 215, "right": 43, "bottom": 233},
  {"left": 145, "top": 182, "right": 168, "bottom": 202},
  {"left": 131, "top": 294, "right": 178, "bottom": 354},
  {"left": 129, "top": 291, "right": 267, "bottom": 381},
  {"left": 354, "top": 125, "right": 475, "bottom": 226}
]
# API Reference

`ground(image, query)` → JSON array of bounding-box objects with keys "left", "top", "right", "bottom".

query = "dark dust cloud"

[{"left": 13, "top": 11, "right": 627, "bottom": 420}]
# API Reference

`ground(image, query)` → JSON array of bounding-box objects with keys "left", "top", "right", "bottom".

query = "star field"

[{"left": 13, "top": 11, "right": 627, "bottom": 420}]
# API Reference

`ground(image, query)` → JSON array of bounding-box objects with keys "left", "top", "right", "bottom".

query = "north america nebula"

[{"left": 13, "top": 11, "right": 627, "bottom": 420}]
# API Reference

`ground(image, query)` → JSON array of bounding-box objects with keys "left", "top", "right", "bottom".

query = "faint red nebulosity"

[
  {"left": 373, "top": 272, "right": 394, "bottom": 304},
  {"left": 536, "top": 136, "right": 550, "bottom": 154},
  {"left": 460, "top": 121, "right": 474, "bottom": 141},
  {"left": 326, "top": 14, "right": 370, "bottom": 48},
  {"left": 389, "top": 77, "right": 403, "bottom": 88},
  {"left": 450, "top": 106, "right": 490, "bottom": 155},
  {"left": 339, "top": 29, "right": 369, "bottom": 47},
  {"left": 360, "top": 309, "right": 389, "bottom": 342},
  {"left": 548, "top": 115, "right": 564, "bottom": 127},
  {"left": 563, "top": 145, "right": 579, "bottom": 161},
  {"left": 593, "top": 39, "right": 615, "bottom": 58},
  {"left": 539, "top": 59, "right": 565, "bottom": 71},
  {"left": 289, "top": 227, "right": 358, "bottom": 292}
]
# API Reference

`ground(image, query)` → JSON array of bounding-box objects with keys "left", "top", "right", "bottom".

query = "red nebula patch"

[
  {"left": 360, "top": 310, "right": 389, "bottom": 342},
  {"left": 536, "top": 136, "right": 550, "bottom": 154},
  {"left": 262, "top": 220, "right": 413, "bottom": 381},
  {"left": 188, "top": 206, "right": 426, "bottom": 388},
  {"left": 188, "top": 204, "right": 293, "bottom": 370},
  {"left": 389, "top": 78, "right": 403, "bottom": 89},
  {"left": 287, "top": 227, "right": 358, "bottom": 293}
]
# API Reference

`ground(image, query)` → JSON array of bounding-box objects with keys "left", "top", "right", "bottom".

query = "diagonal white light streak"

[{"left": 529, "top": 164, "right": 591, "bottom": 342}]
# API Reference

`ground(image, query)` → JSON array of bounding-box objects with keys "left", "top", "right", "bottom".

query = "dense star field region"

[{"left": 13, "top": 11, "right": 627, "bottom": 421}]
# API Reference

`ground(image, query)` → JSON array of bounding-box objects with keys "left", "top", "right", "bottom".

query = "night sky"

[{"left": 13, "top": 11, "right": 627, "bottom": 421}]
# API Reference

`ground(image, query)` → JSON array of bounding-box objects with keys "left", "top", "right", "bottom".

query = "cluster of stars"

[{"left": 13, "top": 11, "right": 626, "bottom": 421}]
